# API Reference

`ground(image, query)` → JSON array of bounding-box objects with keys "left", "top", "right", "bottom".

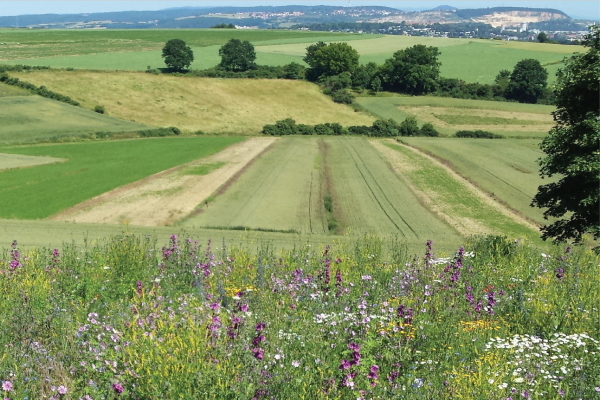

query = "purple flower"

[
  {"left": 112, "top": 382, "right": 124, "bottom": 394},
  {"left": 1, "top": 381, "right": 13, "bottom": 392},
  {"left": 252, "top": 348, "right": 264, "bottom": 360},
  {"left": 339, "top": 359, "right": 351, "bottom": 370},
  {"left": 252, "top": 335, "right": 265, "bottom": 346},
  {"left": 256, "top": 322, "right": 266, "bottom": 331},
  {"left": 57, "top": 386, "right": 67, "bottom": 395}
]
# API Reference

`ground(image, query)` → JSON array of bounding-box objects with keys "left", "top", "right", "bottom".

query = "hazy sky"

[{"left": 0, "top": 1, "right": 598, "bottom": 20}]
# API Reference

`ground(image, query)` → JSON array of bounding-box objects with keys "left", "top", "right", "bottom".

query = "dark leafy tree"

[
  {"left": 283, "top": 62, "right": 306, "bottom": 80},
  {"left": 531, "top": 26, "right": 600, "bottom": 244},
  {"left": 505, "top": 59, "right": 548, "bottom": 103},
  {"left": 306, "top": 42, "right": 359, "bottom": 80},
  {"left": 380, "top": 45, "right": 441, "bottom": 95},
  {"left": 161, "top": 39, "right": 194, "bottom": 71},
  {"left": 219, "top": 39, "right": 256, "bottom": 72},
  {"left": 303, "top": 41, "right": 327, "bottom": 81},
  {"left": 399, "top": 116, "right": 419, "bottom": 136},
  {"left": 419, "top": 122, "right": 439, "bottom": 137},
  {"left": 537, "top": 32, "right": 548, "bottom": 43}
]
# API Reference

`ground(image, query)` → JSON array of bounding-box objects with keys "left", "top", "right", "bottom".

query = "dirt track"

[{"left": 50, "top": 137, "right": 277, "bottom": 226}]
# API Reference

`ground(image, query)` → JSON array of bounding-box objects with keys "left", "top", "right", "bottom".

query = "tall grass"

[{"left": 0, "top": 234, "right": 598, "bottom": 398}]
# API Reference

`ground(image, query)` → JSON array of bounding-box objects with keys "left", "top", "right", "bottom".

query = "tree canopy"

[
  {"left": 304, "top": 42, "right": 359, "bottom": 80},
  {"left": 379, "top": 44, "right": 441, "bottom": 95},
  {"left": 219, "top": 39, "right": 256, "bottom": 72},
  {"left": 531, "top": 25, "right": 600, "bottom": 244},
  {"left": 161, "top": 39, "right": 194, "bottom": 71},
  {"left": 505, "top": 59, "right": 548, "bottom": 103}
]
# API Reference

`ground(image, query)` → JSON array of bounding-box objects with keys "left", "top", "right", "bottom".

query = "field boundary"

[{"left": 388, "top": 139, "right": 540, "bottom": 231}]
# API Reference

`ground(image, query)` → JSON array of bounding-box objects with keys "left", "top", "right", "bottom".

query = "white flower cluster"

[{"left": 485, "top": 333, "right": 600, "bottom": 393}]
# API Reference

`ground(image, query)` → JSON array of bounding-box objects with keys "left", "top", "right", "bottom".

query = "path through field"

[{"left": 50, "top": 137, "right": 276, "bottom": 226}]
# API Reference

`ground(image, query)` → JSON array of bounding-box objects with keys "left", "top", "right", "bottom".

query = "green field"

[
  {"left": 0, "top": 96, "right": 148, "bottom": 144},
  {"left": 356, "top": 95, "right": 555, "bottom": 138},
  {"left": 0, "top": 29, "right": 366, "bottom": 60},
  {"left": 399, "top": 137, "right": 551, "bottom": 225},
  {"left": 1, "top": 30, "right": 580, "bottom": 84},
  {"left": 182, "top": 137, "right": 328, "bottom": 234},
  {"left": 257, "top": 35, "right": 581, "bottom": 84},
  {"left": 183, "top": 136, "right": 465, "bottom": 244},
  {"left": 380, "top": 140, "right": 540, "bottom": 241},
  {"left": 9, "top": 70, "right": 374, "bottom": 133},
  {"left": 0, "top": 137, "right": 243, "bottom": 219}
]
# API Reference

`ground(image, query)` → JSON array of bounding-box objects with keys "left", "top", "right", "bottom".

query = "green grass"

[
  {"left": 0, "top": 96, "right": 149, "bottom": 144},
  {"left": 433, "top": 114, "right": 547, "bottom": 126},
  {"left": 0, "top": 81, "right": 31, "bottom": 97},
  {"left": 257, "top": 36, "right": 582, "bottom": 84},
  {"left": 0, "top": 29, "right": 363, "bottom": 61},
  {"left": 355, "top": 95, "right": 555, "bottom": 138},
  {"left": 399, "top": 137, "right": 552, "bottom": 225},
  {"left": 181, "top": 136, "right": 328, "bottom": 234},
  {"left": 325, "top": 137, "right": 462, "bottom": 242},
  {"left": 0, "top": 137, "right": 244, "bottom": 219},
  {"left": 381, "top": 140, "right": 540, "bottom": 241}
]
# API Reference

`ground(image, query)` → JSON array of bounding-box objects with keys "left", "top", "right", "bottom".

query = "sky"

[{"left": 0, "top": 1, "right": 597, "bottom": 20}]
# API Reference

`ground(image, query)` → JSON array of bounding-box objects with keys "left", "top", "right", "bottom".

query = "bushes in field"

[
  {"left": 454, "top": 129, "right": 504, "bottom": 139},
  {"left": 261, "top": 117, "right": 438, "bottom": 137},
  {"left": 0, "top": 72, "right": 80, "bottom": 106}
]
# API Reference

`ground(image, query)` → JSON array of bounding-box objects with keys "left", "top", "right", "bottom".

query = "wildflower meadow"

[{"left": 0, "top": 234, "right": 598, "bottom": 399}]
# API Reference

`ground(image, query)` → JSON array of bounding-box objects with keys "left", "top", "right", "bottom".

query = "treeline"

[
  {"left": 300, "top": 41, "right": 554, "bottom": 104},
  {"left": 0, "top": 68, "right": 80, "bottom": 106},
  {"left": 261, "top": 117, "right": 439, "bottom": 137}
]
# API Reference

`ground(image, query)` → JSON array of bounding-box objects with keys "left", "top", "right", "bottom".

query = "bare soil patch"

[
  {"left": 50, "top": 137, "right": 277, "bottom": 226},
  {"left": 371, "top": 139, "right": 539, "bottom": 234}
]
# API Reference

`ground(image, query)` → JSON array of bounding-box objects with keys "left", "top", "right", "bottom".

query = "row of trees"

[
  {"left": 261, "top": 117, "right": 439, "bottom": 137},
  {"left": 302, "top": 41, "right": 550, "bottom": 104},
  {"left": 162, "top": 38, "right": 257, "bottom": 72}
]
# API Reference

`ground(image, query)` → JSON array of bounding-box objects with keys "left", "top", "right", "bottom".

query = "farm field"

[
  {"left": 0, "top": 137, "right": 243, "bottom": 219},
  {"left": 0, "top": 96, "right": 148, "bottom": 144},
  {"left": 182, "top": 136, "right": 328, "bottom": 234},
  {"left": 356, "top": 95, "right": 555, "bottom": 138},
  {"left": 1, "top": 30, "right": 579, "bottom": 84},
  {"left": 256, "top": 35, "right": 581, "bottom": 84},
  {"left": 52, "top": 137, "right": 277, "bottom": 226},
  {"left": 374, "top": 140, "right": 540, "bottom": 241},
  {"left": 0, "top": 29, "right": 365, "bottom": 60},
  {"left": 399, "top": 137, "right": 551, "bottom": 225},
  {"left": 9, "top": 70, "right": 375, "bottom": 133}
]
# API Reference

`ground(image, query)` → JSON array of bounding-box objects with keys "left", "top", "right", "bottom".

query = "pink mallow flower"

[{"left": 1, "top": 381, "right": 12, "bottom": 392}]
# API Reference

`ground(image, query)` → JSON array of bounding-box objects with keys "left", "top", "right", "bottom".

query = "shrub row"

[
  {"left": 0, "top": 64, "right": 50, "bottom": 73},
  {"left": 454, "top": 129, "right": 504, "bottom": 139},
  {"left": 167, "top": 63, "right": 307, "bottom": 81},
  {"left": 0, "top": 72, "right": 80, "bottom": 106},
  {"left": 262, "top": 117, "right": 439, "bottom": 137}
]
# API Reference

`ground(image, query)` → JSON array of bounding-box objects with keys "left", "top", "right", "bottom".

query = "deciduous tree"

[
  {"left": 531, "top": 25, "right": 600, "bottom": 244},
  {"left": 379, "top": 44, "right": 441, "bottom": 95},
  {"left": 219, "top": 39, "right": 256, "bottom": 72},
  {"left": 161, "top": 39, "right": 194, "bottom": 71},
  {"left": 505, "top": 59, "right": 548, "bottom": 103}
]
